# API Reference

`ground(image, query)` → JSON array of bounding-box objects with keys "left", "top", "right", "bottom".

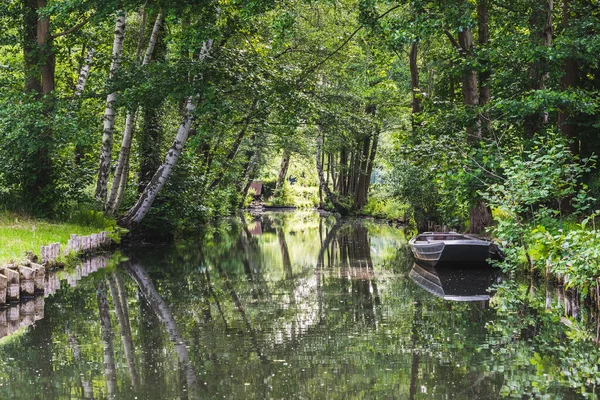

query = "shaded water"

[{"left": 0, "top": 211, "right": 599, "bottom": 399}]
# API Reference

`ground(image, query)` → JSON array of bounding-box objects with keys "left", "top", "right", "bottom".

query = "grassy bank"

[{"left": 0, "top": 211, "right": 116, "bottom": 265}]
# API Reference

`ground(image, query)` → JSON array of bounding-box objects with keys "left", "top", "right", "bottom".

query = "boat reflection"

[{"left": 409, "top": 262, "right": 501, "bottom": 302}]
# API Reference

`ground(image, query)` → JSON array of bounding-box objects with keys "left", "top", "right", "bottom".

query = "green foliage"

[
  {"left": 67, "top": 208, "right": 116, "bottom": 230},
  {"left": 267, "top": 180, "right": 295, "bottom": 207},
  {"left": 484, "top": 133, "right": 599, "bottom": 288},
  {"left": 385, "top": 159, "right": 441, "bottom": 229},
  {"left": 362, "top": 184, "right": 410, "bottom": 221},
  {"left": 243, "top": 187, "right": 257, "bottom": 208}
]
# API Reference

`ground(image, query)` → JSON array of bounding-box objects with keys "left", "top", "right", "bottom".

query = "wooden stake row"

[
  {"left": 0, "top": 254, "right": 111, "bottom": 339},
  {"left": 40, "top": 231, "right": 112, "bottom": 265}
]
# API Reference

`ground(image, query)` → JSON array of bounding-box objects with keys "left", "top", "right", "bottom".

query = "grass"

[{"left": 0, "top": 211, "right": 116, "bottom": 265}]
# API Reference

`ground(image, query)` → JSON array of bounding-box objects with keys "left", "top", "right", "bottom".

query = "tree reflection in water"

[{"left": 0, "top": 212, "right": 598, "bottom": 399}]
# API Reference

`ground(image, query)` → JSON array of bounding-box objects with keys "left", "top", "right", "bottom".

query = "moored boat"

[{"left": 409, "top": 232, "right": 493, "bottom": 267}]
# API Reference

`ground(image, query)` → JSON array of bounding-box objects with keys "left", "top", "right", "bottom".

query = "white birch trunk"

[
  {"left": 113, "top": 156, "right": 129, "bottom": 213},
  {"left": 106, "top": 13, "right": 163, "bottom": 215},
  {"left": 95, "top": 11, "right": 127, "bottom": 203},
  {"left": 142, "top": 13, "right": 164, "bottom": 66},
  {"left": 119, "top": 39, "right": 213, "bottom": 228},
  {"left": 73, "top": 46, "right": 95, "bottom": 99}
]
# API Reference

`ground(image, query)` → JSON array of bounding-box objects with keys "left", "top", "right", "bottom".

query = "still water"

[{"left": 0, "top": 211, "right": 599, "bottom": 399}]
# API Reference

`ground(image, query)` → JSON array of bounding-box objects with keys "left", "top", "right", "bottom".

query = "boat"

[
  {"left": 408, "top": 232, "right": 494, "bottom": 267},
  {"left": 409, "top": 262, "right": 500, "bottom": 302}
]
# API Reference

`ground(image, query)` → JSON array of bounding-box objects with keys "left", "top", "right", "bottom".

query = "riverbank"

[{"left": 0, "top": 211, "right": 117, "bottom": 265}]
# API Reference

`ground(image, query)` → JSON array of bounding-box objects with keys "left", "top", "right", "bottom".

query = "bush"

[
  {"left": 267, "top": 180, "right": 295, "bottom": 207},
  {"left": 363, "top": 185, "right": 410, "bottom": 221},
  {"left": 483, "top": 132, "right": 599, "bottom": 283}
]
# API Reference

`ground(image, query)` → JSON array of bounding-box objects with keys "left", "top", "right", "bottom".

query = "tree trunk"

[
  {"left": 338, "top": 149, "right": 347, "bottom": 194},
  {"left": 316, "top": 126, "right": 349, "bottom": 215},
  {"left": 348, "top": 152, "right": 354, "bottom": 196},
  {"left": 457, "top": 11, "right": 492, "bottom": 233},
  {"left": 107, "top": 13, "right": 163, "bottom": 215},
  {"left": 329, "top": 153, "right": 337, "bottom": 191},
  {"left": 135, "top": 6, "right": 147, "bottom": 60},
  {"left": 23, "top": 0, "right": 41, "bottom": 93},
  {"left": 119, "top": 38, "right": 213, "bottom": 228},
  {"left": 22, "top": 0, "right": 55, "bottom": 213},
  {"left": 73, "top": 46, "right": 95, "bottom": 100},
  {"left": 478, "top": 0, "right": 491, "bottom": 134},
  {"left": 409, "top": 41, "right": 421, "bottom": 118},
  {"left": 524, "top": 0, "right": 554, "bottom": 136},
  {"left": 469, "top": 199, "right": 494, "bottom": 234},
  {"left": 119, "top": 96, "right": 196, "bottom": 228},
  {"left": 37, "top": 0, "right": 54, "bottom": 95},
  {"left": 363, "top": 128, "right": 379, "bottom": 199},
  {"left": 276, "top": 149, "right": 291, "bottom": 190},
  {"left": 95, "top": 11, "right": 127, "bottom": 203},
  {"left": 138, "top": 103, "right": 163, "bottom": 192},
  {"left": 237, "top": 131, "right": 259, "bottom": 196},
  {"left": 477, "top": 0, "right": 490, "bottom": 105},
  {"left": 241, "top": 148, "right": 260, "bottom": 197},
  {"left": 112, "top": 160, "right": 129, "bottom": 213},
  {"left": 458, "top": 27, "right": 480, "bottom": 141},
  {"left": 23, "top": 0, "right": 55, "bottom": 94},
  {"left": 354, "top": 135, "right": 371, "bottom": 210},
  {"left": 208, "top": 98, "right": 258, "bottom": 190},
  {"left": 558, "top": 0, "right": 579, "bottom": 155}
]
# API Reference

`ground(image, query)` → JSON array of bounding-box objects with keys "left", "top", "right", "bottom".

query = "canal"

[{"left": 0, "top": 211, "right": 598, "bottom": 399}]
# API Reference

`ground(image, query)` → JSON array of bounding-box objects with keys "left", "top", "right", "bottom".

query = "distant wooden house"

[{"left": 249, "top": 180, "right": 263, "bottom": 198}]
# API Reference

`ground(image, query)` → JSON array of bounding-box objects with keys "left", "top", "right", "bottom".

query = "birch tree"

[
  {"left": 119, "top": 39, "right": 214, "bottom": 229},
  {"left": 106, "top": 12, "right": 164, "bottom": 215},
  {"left": 95, "top": 10, "right": 127, "bottom": 204},
  {"left": 73, "top": 46, "right": 95, "bottom": 100}
]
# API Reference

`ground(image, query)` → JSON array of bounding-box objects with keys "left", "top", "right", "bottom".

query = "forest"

[{"left": 0, "top": 0, "right": 600, "bottom": 289}]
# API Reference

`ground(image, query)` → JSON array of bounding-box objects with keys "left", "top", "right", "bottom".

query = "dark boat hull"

[{"left": 409, "top": 233, "right": 492, "bottom": 267}]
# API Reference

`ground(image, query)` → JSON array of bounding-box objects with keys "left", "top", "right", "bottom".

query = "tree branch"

[
  {"left": 444, "top": 29, "right": 460, "bottom": 50},
  {"left": 51, "top": 15, "right": 92, "bottom": 40},
  {"left": 299, "top": 4, "right": 402, "bottom": 78}
]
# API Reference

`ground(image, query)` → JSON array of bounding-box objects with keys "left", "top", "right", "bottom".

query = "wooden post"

[
  {"left": 0, "top": 273, "right": 7, "bottom": 304},
  {"left": 18, "top": 265, "right": 35, "bottom": 297},
  {"left": 2, "top": 267, "right": 20, "bottom": 301},
  {"left": 69, "top": 234, "right": 77, "bottom": 254},
  {"left": 30, "top": 263, "right": 45, "bottom": 293},
  {"left": 41, "top": 246, "right": 48, "bottom": 264},
  {"left": 54, "top": 242, "right": 61, "bottom": 261}
]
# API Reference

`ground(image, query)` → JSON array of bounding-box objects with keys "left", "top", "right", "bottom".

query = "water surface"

[{"left": 0, "top": 211, "right": 598, "bottom": 399}]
